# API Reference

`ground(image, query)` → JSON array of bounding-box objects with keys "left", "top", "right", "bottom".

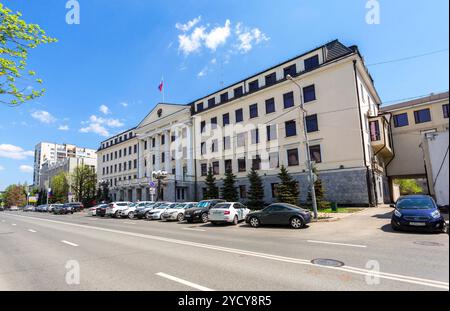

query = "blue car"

[{"left": 391, "top": 195, "right": 446, "bottom": 233}]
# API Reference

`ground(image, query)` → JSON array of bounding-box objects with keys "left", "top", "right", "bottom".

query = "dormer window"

[
  {"left": 249, "top": 80, "right": 259, "bottom": 92},
  {"left": 284, "top": 64, "right": 297, "bottom": 78},
  {"left": 265, "top": 73, "right": 277, "bottom": 86},
  {"left": 208, "top": 98, "right": 216, "bottom": 108},
  {"left": 197, "top": 102, "right": 204, "bottom": 112},
  {"left": 234, "top": 86, "right": 243, "bottom": 98},
  {"left": 304, "top": 55, "right": 320, "bottom": 71}
]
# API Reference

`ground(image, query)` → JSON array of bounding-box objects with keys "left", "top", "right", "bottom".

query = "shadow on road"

[
  {"left": 380, "top": 224, "right": 442, "bottom": 235},
  {"left": 372, "top": 212, "right": 393, "bottom": 219}
]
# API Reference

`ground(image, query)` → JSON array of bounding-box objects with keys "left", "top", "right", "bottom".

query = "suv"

[
  {"left": 65, "top": 202, "right": 84, "bottom": 212},
  {"left": 184, "top": 199, "right": 225, "bottom": 223},
  {"left": 135, "top": 202, "right": 165, "bottom": 219},
  {"left": 121, "top": 201, "right": 153, "bottom": 219},
  {"left": 106, "top": 202, "right": 132, "bottom": 218},
  {"left": 53, "top": 204, "right": 73, "bottom": 215}
]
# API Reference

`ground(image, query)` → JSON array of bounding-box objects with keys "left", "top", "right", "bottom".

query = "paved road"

[{"left": 0, "top": 208, "right": 448, "bottom": 291}]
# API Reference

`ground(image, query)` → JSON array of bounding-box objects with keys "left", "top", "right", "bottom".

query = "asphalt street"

[{"left": 0, "top": 208, "right": 448, "bottom": 291}]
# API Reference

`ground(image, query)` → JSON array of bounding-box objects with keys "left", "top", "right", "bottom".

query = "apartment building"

[
  {"left": 381, "top": 92, "right": 449, "bottom": 199},
  {"left": 96, "top": 128, "right": 139, "bottom": 202},
  {"left": 34, "top": 142, "right": 97, "bottom": 188},
  {"left": 191, "top": 40, "right": 391, "bottom": 206}
]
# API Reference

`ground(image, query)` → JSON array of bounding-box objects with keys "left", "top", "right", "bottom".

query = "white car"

[
  {"left": 106, "top": 202, "right": 132, "bottom": 218},
  {"left": 88, "top": 206, "right": 97, "bottom": 216},
  {"left": 122, "top": 201, "right": 153, "bottom": 219},
  {"left": 146, "top": 202, "right": 177, "bottom": 220},
  {"left": 161, "top": 202, "right": 197, "bottom": 222},
  {"left": 208, "top": 202, "right": 250, "bottom": 225}
]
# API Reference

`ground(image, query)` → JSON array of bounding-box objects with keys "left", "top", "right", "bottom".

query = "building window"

[
  {"left": 251, "top": 128, "right": 260, "bottom": 144},
  {"left": 306, "top": 114, "right": 319, "bottom": 133},
  {"left": 239, "top": 185, "right": 247, "bottom": 199},
  {"left": 106, "top": 154, "right": 109, "bottom": 161},
  {"left": 238, "top": 158, "right": 246, "bottom": 172},
  {"left": 171, "top": 135, "right": 176, "bottom": 142},
  {"left": 284, "top": 64, "right": 297, "bottom": 78},
  {"left": 393, "top": 113, "right": 409, "bottom": 127},
  {"left": 287, "top": 149, "right": 299, "bottom": 166},
  {"left": 265, "top": 98, "right": 276, "bottom": 114},
  {"left": 152, "top": 154, "right": 155, "bottom": 165},
  {"left": 201, "top": 163, "right": 208, "bottom": 176},
  {"left": 223, "top": 136, "right": 231, "bottom": 150},
  {"left": 102, "top": 167, "right": 105, "bottom": 175},
  {"left": 249, "top": 80, "right": 259, "bottom": 92},
  {"left": 252, "top": 155, "right": 261, "bottom": 170},
  {"left": 134, "top": 144, "right": 138, "bottom": 153},
  {"left": 128, "top": 146, "right": 132, "bottom": 154},
  {"left": 265, "top": 73, "right": 276, "bottom": 86},
  {"left": 285, "top": 120, "right": 297, "bottom": 137},
  {"left": 220, "top": 92, "right": 229, "bottom": 103},
  {"left": 235, "top": 108, "right": 244, "bottom": 123},
  {"left": 234, "top": 86, "right": 243, "bottom": 98},
  {"left": 370, "top": 121, "right": 381, "bottom": 141},
  {"left": 414, "top": 108, "right": 432, "bottom": 124},
  {"left": 115, "top": 151, "right": 118, "bottom": 159},
  {"left": 123, "top": 148, "right": 127, "bottom": 156},
  {"left": 304, "top": 55, "right": 319, "bottom": 71},
  {"left": 224, "top": 159, "right": 232, "bottom": 172},
  {"left": 200, "top": 121, "right": 206, "bottom": 133},
  {"left": 443, "top": 104, "right": 449, "bottom": 118},
  {"left": 211, "top": 139, "right": 218, "bottom": 153},
  {"left": 212, "top": 161, "right": 220, "bottom": 175},
  {"left": 128, "top": 160, "right": 132, "bottom": 169},
  {"left": 201, "top": 142, "right": 207, "bottom": 155},
  {"left": 303, "top": 85, "right": 316, "bottom": 103},
  {"left": 249, "top": 103, "right": 258, "bottom": 119},
  {"left": 269, "top": 152, "right": 279, "bottom": 169},
  {"left": 102, "top": 155, "right": 105, "bottom": 162},
  {"left": 134, "top": 159, "right": 137, "bottom": 169},
  {"left": 208, "top": 98, "right": 216, "bottom": 108},
  {"left": 119, "top": 150, "right": 122, "bottom": 158},
  {"left": 211, "top": 117, "right": 218, "bottom": 129},
  {"left": 309, "top": 145, "right": 322, "bottom": 163},
  {"left": 197, "top": 102, "right": 204, "bottom": 112},
  {"left": 283, "top": 91, "right": 295, "bottom": 109},
  {"left": 237, "top": 132, "right": 246, "bottom": 147},
  {"left": 152, "top": 138, "right": 156, "bottom": 148},
  {"left": 161, "top": 152, "right": 165, "bottom": 163},
  {"left": 271, "top": 183, "right": 279, "bottom": 198},
  {"left": 161, "top": 135, "right": 165, "bottom": 145},
  {"left": 223, "top": 113, "right": 230, "bottom": 126}
]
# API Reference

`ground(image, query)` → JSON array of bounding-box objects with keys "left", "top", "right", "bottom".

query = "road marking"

[
  {"left": 307, "top": 240, "right": 367, "bottom": 248},
  {"left": 123, "top": 221, "right": 136, "bottom": 225},
  {"left": 5, "top": 213, "right": 449, "bottom": 290},
  {"left": 28, "top": 229, "right": 37, "bottom": 233},
  {"left": 156, "top": 272, "right": 214, "bottom": 291},
  {"left": 61, "top": 240, "right": 78, "bottom": 247},
  {"left": 183, "top": 228, "right": 206, "bottom": 232},
  {"left": 11, "top": 224, "right": 16, "bottom": 226},
  {"left": 1, "top": 220, "right": 5, "bottom": 222}
]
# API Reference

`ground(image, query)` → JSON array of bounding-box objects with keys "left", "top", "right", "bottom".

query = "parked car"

[
  {"left": 0, "top": 205, "right": 4, "bottom": 212},
  {"left": 391, "top": 195, "right": 446, "bottom": 233},
  {"left": 106, "top": 202, "right": 132, "bottom": 218},
  {"left": 65, "top": 202, "right": 84, "bottom": 212},
  {"left": 135, "top": 202, "right": 163, "bottom": 219},
  {"left": 35, "top": 205, "right": 46, "bottom": 212},
  {"left": 209, "top": 202, "right": 250, "bottom": 225},
  {"left": 88, "top": 205, "right": 101, "bottom": 216},
  {"left": 96, "top": 204, "right": 109, "bottom": 217},
  {"left": 120, "top": 202, "right": 152, "bottom": 218},
  {"left": 23, "top": 205, "right": 35, "bottom": 212},
  {"left": 9, "top": 206, "right": 19, "bottom": 211},
  {"left": 53, "top": 204, "right": 73, "bottom": 215},
  {"left": 146, "top": 203, "right": 177, "bottom": 220},
  {"left": 47, "top": 204, "right": 60, "bottom": 213},
  {"left": 184, "top": 199, "right": 226, "bottom": 223},
  {"left": 245, "top": 203, "right": 311, "bottom": 229},
  {"left": 161, "top": 202, "right": 197, "bottom": 221}
]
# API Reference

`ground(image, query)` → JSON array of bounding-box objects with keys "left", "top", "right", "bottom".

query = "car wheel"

[
  {"left": 177, "top": 213, "right": 184, "bottom": 222},
  {"left": 290, "top": 217, "right": 304, "bottom": 229},
  {"left": 128, "top": 212, "right": 134, "bottom": 219},
  {"left": 249, "top": 217, "right": 260, "bottom": 228},
  {"left": 233, "top": 216, "right": 238, "bottom": 225},
  {"left": 114, "top": 211, "right": 120, "bottom": 218},
  {"left": 145, "top": 212, "right": 152, "bottom": 220},
  {"left": 391, "top": 220, "right": 400, "bottom": 231},
  {"left": 201, "top": 213, "right": 209, "bottom": 223}
]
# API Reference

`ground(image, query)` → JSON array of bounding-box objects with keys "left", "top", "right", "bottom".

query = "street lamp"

[{"left": 286, "top": 74, "right": 318, "bottom": 220}]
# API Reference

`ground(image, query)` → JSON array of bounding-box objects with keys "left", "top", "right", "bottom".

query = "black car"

[
  {"left": 65, "top": 202, "right": 84, "bottom": 212},
  {"left": 96, "top": 204, "right": 109, "bottom": 217},
  {"left": 245, "top": 203, "right": 312, "bottom": 229},
  {"left": 0, "top": 206, "right": 4, "bottom": 212},
  {"left": 184, "top": 199, "right": 225, "bottom": 223},
  {"left": 53, "top": 204, "right": 74, "bottom": 215}
]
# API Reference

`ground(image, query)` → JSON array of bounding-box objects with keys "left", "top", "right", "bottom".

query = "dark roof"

[
  {"left": 381, "top": 91, "right": 449, "bottom": 112},
  {"left": 100, "top": 127, "right": 137, "bottom": 144}
]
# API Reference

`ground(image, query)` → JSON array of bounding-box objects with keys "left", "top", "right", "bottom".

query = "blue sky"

[{"left": 0, "top": 0, "right": 449, "bottom": 190}]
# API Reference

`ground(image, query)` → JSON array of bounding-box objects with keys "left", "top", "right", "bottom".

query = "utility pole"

[{"left": 287, "top": 75, "right": 318, "bottom": 220}]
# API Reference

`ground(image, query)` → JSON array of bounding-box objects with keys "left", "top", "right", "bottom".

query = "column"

[
  {"left": 164, "top": 130, "right": 171, "bottom": 173},
  {"left": 186, "top": 124, "right": 194, "bottom": 180},
  {"left": 155, "top": 133, "right": 161, "bottom": 171},
  {"left": 175, "top": 127, "right": 183, "bottom": 181},
  {"left": 138, "top": 139, "right": 145, "bottom": 179},
  {"left": 146, "top": 137, "right": 152, "bottom": 179}
]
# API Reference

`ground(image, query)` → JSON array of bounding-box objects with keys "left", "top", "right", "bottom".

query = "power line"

[
  {"left": 367, "top": 48, "right": 449, "bottom": 67},
  {"left": 382, "top": 90, "right": 449, "bottom": 105}
]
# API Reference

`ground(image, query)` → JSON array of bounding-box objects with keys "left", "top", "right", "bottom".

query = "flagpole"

[{"left": 162, "top": 76, "right": 165, "bottom": 103}]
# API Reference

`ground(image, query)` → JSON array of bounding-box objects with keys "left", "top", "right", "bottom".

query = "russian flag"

[{"left": 158, "top": 80, "right": 164, "bottom": 92}]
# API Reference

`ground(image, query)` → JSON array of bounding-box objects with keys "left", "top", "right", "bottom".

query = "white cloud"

[
  {"left": 0, "top": 165, "right": 4, "bottom": 171},
  {"left": 79, "top": 115, "right": 124, "bottom": 137},
  {"left": 58, "top": 125, "right": 69, "bottom": 131},
  {"left": 31, "top": 110, "right": 56, "bottom": 124},
  {"left": 80, "top": 123, "right": 109, "bottom": 137},
  {"left": 178, "top": 26, "right": 206, "bottom": 55},
  {"left": 99, "top": 104, "right": 111, "bottom": 115},
  {"left": 204, "top": 19, "right": 231, "bottom": 51},
  {"left": 19, "top": 165, "right": 33, "bottom": 173},
  {"left": 236, "top": 26, "right": 269, "bottom": 53},
  {"left": 176, "top": 16, "right": 202, "bottom": 32},
  {"left": 197, "top": 67, "right": 207, "bottom": 77},
  {"left": 0, "top": 144, "right": 34, "bottom": 160},
  {"left": 120, "top": 102, "right": 128, "bottom": 107}
]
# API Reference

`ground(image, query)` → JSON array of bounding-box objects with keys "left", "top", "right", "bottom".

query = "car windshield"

[
  {"left": 197, "top": 201, "right": 211, "bottom": 208},
  {"left": 117, "top": 203, "right": 129, "bottom": 206},
  {"left": 174, "top": 204, "right": 186, "bottom": 209},
  {"left": 397, "top": 198, "right": 435, "bottom": 210},
  {"left": 213, "top": 203, "right": 232, "bottom": 209}
]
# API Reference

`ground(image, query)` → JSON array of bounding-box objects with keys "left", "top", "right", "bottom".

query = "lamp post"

[{"left": 287, "top": 75, "right": 318, "bottom": 220}]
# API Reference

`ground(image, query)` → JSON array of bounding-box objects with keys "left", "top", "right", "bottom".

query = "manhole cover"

[
  {"left": 414, "top": 241, "right": 444, "bottom": 247},
  {"left": 311, "top": 258, "right": 345, "bottom": 267}
]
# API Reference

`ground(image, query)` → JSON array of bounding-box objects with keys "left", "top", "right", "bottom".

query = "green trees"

[
  {"left": 395, "top": 179, "right": 423, "bottom": 195},
  {"left": 50, "top": 172, "right": 69, "bottom": 203},
  {"left": 247, "top": 168, "right": 265, "bottom": 210},
  {"left": 221, "top": 168, "right": 239, "bottom": 202},
  {"left": 0, "top": 3, "right": 56, "bottom": 105},
  {"left": 3, "top": 184, "right": 26, "bottom": 207},
  {"left": 203, "top": 166, "right": 219, "bottom": 199},
  {"left": 71, "top": 165, "right": 97, "bottom": 205},
  {"left": 307, "top": 166, "right": 329, "bottom": 209},
  {"left": 276, "top": 165, "right": 299, "bottom": 205}
]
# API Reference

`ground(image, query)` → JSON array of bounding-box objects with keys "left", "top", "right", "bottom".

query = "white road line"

[
  {"left": 156, "top": 272, "right": 214, "bottom": 291},
  {"left": 61, "top": 240, "right": 78, "bottom": 247},
  {"left": 123, "top": 221, "right": 136, "bottom": 225},
  {"left": 11, "top": 223, "right": 16, "bottom": 226},
  {"left": 5, "top": 214, "right": 449, "bottom": 290},
  {"left": 1, "top": 220, "right": 5, "bottom": 222},
  {"left": 183, "top": 228, "right": 206, "bottom": 232},
  {"left": 307, "top": 240, "right": 367, "bottom": 248},
  {"left": 28, "top": 229, "right": 37, "bottom": 233}
]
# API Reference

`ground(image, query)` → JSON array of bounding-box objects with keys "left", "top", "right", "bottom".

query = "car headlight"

[
  {"left": 431, "top": 210, "right": 441, "bottom": 219},
  {"left": 394, "top": 209, "right": 402, "bottom": 218}
]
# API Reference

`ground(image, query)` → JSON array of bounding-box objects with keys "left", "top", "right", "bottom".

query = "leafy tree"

[
  {"left": 0, "top": 3, "right": 57, "bottom": 106},
  {"left": 276, "top": 165, "right": 299, "bottom": 205},
  {"left": 247, "top": 168, "right": 265, "bottom": 210},
  {"left": 50, "top": 172, "right": 69, "bottom": 203},
  {"left": 307, "top": 166, "right": 330, "bottom": 209},
  {"left": 3, "top": 184, "right": 26, "bottom": 207},
  {"left": 70, "top": 165, "right": 97, "bottom": 206},
  {"left": 221, "top": 168, "right": 239, "bottom": 202},
  {"left": 396, "top": 179, "right": 423, "bottom": 195},
  {"left": 203, "top": 166, "right": 219, "bottom": 199}
]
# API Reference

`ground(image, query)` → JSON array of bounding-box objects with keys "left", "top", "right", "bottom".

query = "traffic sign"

[{"left": 149, "top": 181, "right": 156, "bottom": 188}]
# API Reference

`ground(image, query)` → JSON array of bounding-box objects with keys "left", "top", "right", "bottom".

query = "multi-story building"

[
  {"left": 191, "top": 40, "right": 391, "bottom": 206},
  {"left": 34, "top": 142, "right": 97, "bottom": 188},
  {"left": 381, "top": 92, "right": 449, "bottom": 200}
]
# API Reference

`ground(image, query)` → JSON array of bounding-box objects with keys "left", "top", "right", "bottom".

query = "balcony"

[{"left": 369, "top": 116, "right": 394, "bottom": 158}]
